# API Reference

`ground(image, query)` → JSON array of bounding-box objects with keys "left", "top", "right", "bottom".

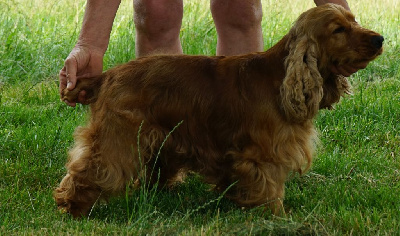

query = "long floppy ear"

[{"left": 280, "top": 31, "right": 324, "bottom": 123}]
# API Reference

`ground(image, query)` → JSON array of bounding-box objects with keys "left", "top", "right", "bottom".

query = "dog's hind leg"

[
  {"left": 54, "top": 118, "right": 142, "bottom": 218},
  {"left": 133, "top": 124, "right": 187, "bottom": 188}
]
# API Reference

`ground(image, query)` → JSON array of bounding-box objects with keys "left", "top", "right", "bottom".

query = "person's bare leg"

[
  {"left": 133, "top": 0, "right": 183, "bottom": 57},
  {"left": 211, "top": 0, "right": 263, "bottom": 56}
]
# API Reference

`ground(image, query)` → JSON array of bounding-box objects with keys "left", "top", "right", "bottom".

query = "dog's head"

[{"left": 280, "top": 3, "right": 383, "bottom": 122}]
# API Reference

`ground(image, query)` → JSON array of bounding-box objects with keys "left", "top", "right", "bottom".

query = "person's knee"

[
  {"left": 133, "top": 0, "right": 183, "bottom": 38},
  {"left": 211, "top": 0, "right": 263, "bottom": 32}
]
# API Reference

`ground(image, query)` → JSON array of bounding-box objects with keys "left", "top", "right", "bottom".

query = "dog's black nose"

[{"left": 371, "top": 35, "right": 384, "bottom": 49}]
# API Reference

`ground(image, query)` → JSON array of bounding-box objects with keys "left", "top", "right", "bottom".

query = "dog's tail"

[{"left": 61, "top": 75, "right": 104, "bottom": 105}]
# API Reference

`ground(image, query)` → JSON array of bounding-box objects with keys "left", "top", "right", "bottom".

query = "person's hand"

[
  {"left": 330, "top": 61, "right": 369, "bottom": 77},
  {"left": 59, "top": 43, "right": 104, "bottom": 107}
]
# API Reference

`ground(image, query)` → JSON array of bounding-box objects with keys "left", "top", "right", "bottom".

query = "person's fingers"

[
  {"left": 65, "top": 100, "right": 77, "bottom": 107},
  {"left": 64, "top": 55, "right": 78, "bottom": 90},
  {"left": 61, "top": 90, "right": 86, "bottom": 107},
  {"left": 60, "top": 65, "right": 78, "bottom": 107},
  {"left": 59, "top": 66, "right": 67, "bottom": 95},
  {"left": 78, "top": 90, "right": 87, "bottom": 104},
  {"left": 59, "top": 59, "right": 77, "bottom": 107}
]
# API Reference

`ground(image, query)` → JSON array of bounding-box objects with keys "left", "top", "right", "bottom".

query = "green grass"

[{"left": 1, "top": 0, "right": 399, "bottom": 234}]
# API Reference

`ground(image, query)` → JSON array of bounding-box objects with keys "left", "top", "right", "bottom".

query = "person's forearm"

[
  {"left": 314, "top": 0, "right": 350, "bottom": 10},
  {"left": 78, "top": 0, "right": 121, "bottom": 54}
]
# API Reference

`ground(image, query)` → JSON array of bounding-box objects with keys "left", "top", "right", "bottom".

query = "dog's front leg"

[{"left": 226, "top": 145, "right": 289, "bottom": 215}]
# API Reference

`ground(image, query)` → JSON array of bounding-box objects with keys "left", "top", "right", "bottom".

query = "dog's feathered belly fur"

[{"left": 55, "top": 4, "right": 383, "bottom": 218}]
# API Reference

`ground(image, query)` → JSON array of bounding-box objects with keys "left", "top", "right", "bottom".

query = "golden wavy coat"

[{"left": 55, "top": 4, "right": 383, "bottom": 218}]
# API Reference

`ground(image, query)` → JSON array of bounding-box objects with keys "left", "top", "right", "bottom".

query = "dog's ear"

[{"left": 280, "top": 31, "right": 323, "bottom": 122}]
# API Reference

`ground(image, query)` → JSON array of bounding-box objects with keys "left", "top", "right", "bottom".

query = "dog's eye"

[{"left": 333, "top": 26, "right": 346, "bottom": 34}]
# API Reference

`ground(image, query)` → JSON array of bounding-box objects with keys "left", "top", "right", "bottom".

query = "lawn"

[{"left": 0, "top": 0, "right": 399, "bottom": 234}]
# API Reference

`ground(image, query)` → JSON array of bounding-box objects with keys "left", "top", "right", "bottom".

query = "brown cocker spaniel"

[{"left": 55, "top": 4, "right": 383, "bottom": 217}]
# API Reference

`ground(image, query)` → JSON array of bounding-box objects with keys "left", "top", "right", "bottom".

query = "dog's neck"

[
  {"left": 265, "top": 35, "right": 291, "bottom": 65},
  {"left": 253, "top": 35, "right": 291, "bottom": 81}
]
